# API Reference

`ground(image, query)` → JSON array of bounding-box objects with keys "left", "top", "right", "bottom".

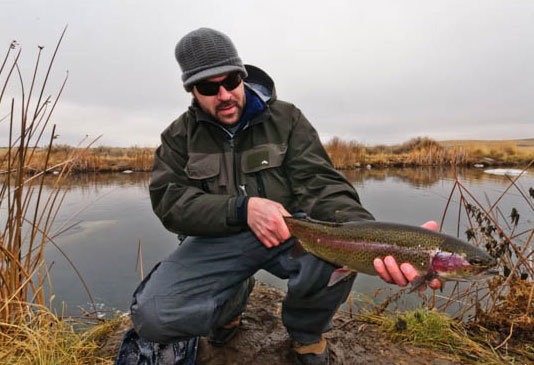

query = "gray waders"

[{"left": 130, "top": 231, "right": 354, "bottom": 345}]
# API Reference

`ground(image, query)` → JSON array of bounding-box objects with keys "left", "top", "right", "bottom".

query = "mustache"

[{"left": 216, "top": 100, "right": 237, "bottom": 111}]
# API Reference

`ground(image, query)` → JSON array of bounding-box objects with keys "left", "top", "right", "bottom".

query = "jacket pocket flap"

[
  {"left": 185, "top": 153, "right": 220, "bottom": 179},
  {"left": 241, "top": 144, "right": 287, "bottom": 173}
]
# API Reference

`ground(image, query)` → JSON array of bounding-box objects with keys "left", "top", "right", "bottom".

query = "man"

[{"left": 130, "top": 28, "right": 439, "bottom": 365}]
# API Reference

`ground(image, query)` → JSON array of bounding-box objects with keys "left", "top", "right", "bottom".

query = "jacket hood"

[{"left": 243, "top": 64, "right": 276, "bottom": 103}]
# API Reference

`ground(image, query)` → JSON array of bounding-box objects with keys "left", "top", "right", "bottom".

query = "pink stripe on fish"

[{"left": 318, "top": 238, "right": 425, "bottom": 256}]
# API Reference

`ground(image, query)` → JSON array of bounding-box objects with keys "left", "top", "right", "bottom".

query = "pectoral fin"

[
  {"left": 408, "top": 272, "right": 439, "bottom": 293},
  {"left": 291, "top": 239, "right": 306, "bottom": 258},
  {"left": 328, "top": 267, "right": 357, "bottom": 287},
  {"left": 409, "top": 276, "right": 427, "bottom": 293}
]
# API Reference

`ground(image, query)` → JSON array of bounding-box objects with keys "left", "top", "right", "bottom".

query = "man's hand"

[
  {"left": 373, "top": 220, "right": 441, "bottom": 291},
  {"left": 247, "top": 197, "right": 291, "bottom": 248}
]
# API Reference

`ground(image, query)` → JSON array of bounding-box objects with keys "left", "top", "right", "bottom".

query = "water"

[{"left": 36, "top": 167, "right": 533, "bottom": 316}]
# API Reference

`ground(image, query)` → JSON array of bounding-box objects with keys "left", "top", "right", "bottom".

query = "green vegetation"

[{"left": 366, "top": 308, "right": 499, "bottom": 364}]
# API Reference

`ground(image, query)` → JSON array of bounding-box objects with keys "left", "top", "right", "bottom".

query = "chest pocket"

[
  {"left": 241, "top": 144, "right": 287, "bottom": 172},
  {"left": 241, "top": 144, "right": 287, "bottom": 198},
  {"left": 185, "top": 153, "right": 225, "bottom": 194}
]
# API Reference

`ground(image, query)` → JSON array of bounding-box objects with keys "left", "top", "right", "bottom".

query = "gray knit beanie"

[{"left": 175, "top": 28, "right": 248, "bottom": 91}]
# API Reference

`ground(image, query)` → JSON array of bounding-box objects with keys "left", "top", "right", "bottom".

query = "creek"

[{"left": 41, "top": 167, "right": 533, "bottom": 317}]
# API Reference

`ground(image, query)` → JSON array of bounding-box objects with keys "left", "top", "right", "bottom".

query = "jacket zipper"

[
  {"left": 256, "top": 173, "right": 266, "bottom": 198},
  {"left": 203, "top": 119, "right": 255, "bottom": 197},
  {"left": 229, "top": 137, "right": 245, "bottom": 196}
]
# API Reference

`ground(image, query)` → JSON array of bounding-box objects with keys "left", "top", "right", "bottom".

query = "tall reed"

[{"left": 0, "top": 29, "right": 84, "bottom": 325}]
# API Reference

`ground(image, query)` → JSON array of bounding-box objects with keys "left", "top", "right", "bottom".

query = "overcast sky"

[{"left": 1, "top": 0, "right": 533, "bottom": 147}]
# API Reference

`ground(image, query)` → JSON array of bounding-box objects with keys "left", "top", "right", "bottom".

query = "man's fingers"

[
  {"left": 277, "top": 204, "right": 291, "bottom": 217},
  {"left": 374, "top": 258, "right": 393, "bottom": 283},
  {"left": 248, "top": 198, "right": 292, "bottom": 247},
  {"left": 400, "top": 263, "right": 427, "bottom": 291},
  {"left": 399, "top": 263, "right": 419, "bottom": 283},
  {"left": 278, "top": 220, "right": 291, "bottom": 241},
  {"left": 376, "top": 255, "right": 442, "bottom": 291},
  {"left": 275, "top": 205, "right": 291, "bottom": 240},
  {"left": 259, "top": 233, "right": 275, "bottom": 248},
  {"left": 384, "top": 256, "right": 408, "bottom": 286}
]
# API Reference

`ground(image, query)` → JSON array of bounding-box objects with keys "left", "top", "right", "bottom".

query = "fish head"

[
  {"left": 436, "top": 235, "right": 498, "bottom": 280},
  {"left": 431, "top": 251, "right": 499, "bottom": 281}
]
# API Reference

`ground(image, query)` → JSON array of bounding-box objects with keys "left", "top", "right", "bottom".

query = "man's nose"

[{"left": 217, "top": 86, "right": 232, "bottom": 101}]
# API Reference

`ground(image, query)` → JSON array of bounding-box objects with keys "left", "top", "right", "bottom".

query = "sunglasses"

[{"left": 194, "top": 72, "right": 243, "bottom": 96}]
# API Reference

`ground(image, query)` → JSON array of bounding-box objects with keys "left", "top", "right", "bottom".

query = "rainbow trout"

[{"left": 284, "top": 216, "right": 498, "bottom": 288}]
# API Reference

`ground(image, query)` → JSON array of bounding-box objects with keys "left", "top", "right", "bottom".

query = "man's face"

[{"left": 192, "top": 72, "right": 246, "bottom": 125}]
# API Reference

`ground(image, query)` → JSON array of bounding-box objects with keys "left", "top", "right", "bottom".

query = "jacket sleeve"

[
  {"left": 284, "top": 107, "right": 375, "bottom": 223},
  {"left": 149, "top": 122, "right": 244, "bottom": 236}
]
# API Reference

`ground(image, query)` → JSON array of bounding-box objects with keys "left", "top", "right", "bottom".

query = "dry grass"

[
  {"left": 0, "top": 302, "right": 117, "bottom": 364},
  {"left": 1, "top": 145, "right": 154, "bottom": 173},
  {"left": 0, "top": 33, "right": 116, "bottom": 365},
  {"left": 325, "top": 137, "right": 534, "bottom": 168},
  {"left": 2, "top": 138, "right": 533, "bottom": 174}
]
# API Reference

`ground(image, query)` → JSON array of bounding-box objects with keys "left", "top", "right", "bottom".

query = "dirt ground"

[{"left": 101, "top": 282, "right": 462, "bottom": 364}]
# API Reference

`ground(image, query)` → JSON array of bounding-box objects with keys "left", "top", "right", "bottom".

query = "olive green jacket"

[{"left": 149, "top": 65, "right": 374, "bottom": 236}]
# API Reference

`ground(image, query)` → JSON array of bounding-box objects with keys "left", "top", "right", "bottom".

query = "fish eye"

[{"left": 469, "top": 258, "right": 483, "bottom": 266}]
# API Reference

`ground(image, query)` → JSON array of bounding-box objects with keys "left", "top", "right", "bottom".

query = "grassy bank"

[
  {"left": 0, "top": 305, "right": 118, "bottom": 364},
  {"left": 325, "top": 136, "right": 534, "bottom": 169},
  {"left": 0, "top": 145, "right": 154, "bottom": 173},
  {"left": 2, "top": 137, "right": 533, "bottom": 173}
]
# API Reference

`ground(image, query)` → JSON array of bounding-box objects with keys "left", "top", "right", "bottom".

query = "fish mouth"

[
  {"left": 482, "top": 269, "right": 500, "bottom": 276},
  {"left": 441, "top": 268, "right": 500, "bottom": 282}
]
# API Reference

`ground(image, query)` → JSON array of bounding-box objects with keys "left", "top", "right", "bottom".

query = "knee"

[
  {"left": 130, "top": 297, "right": 170, "bottom": 343},
  {"left": 130, "top": 294, "right": 217, "bottom": 343}
]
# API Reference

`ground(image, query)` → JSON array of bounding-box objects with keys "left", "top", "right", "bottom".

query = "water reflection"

[
  {"left": 343, "top": 166, "right": 533, "bottom": 188},
  {"left": 63, "top": 172, "right": 150, "bottom": 189},
  {"left": 34, "top": 167, "right": 533, "bottom": 190},
  {"left": 35, "top": 168, "right": 533, "bottom": 317}
]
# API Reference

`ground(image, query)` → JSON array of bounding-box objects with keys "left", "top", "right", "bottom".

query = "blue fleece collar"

[{"left": 240, "top": 87, "right": 265, "bottom": 124}]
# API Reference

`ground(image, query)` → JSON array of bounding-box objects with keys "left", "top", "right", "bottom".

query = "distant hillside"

[{"left": 439, "top": 138, "right": 534, "bottom": 151}]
